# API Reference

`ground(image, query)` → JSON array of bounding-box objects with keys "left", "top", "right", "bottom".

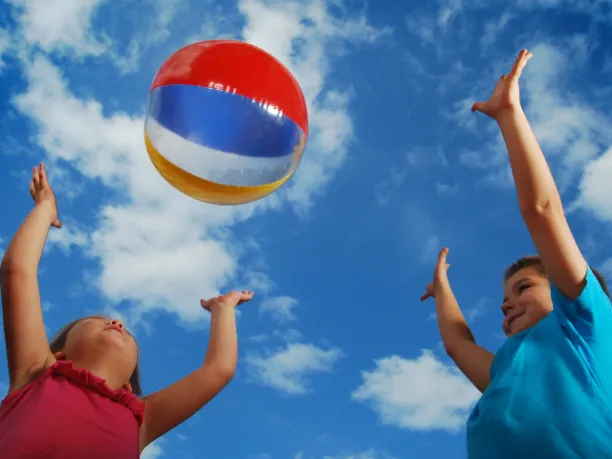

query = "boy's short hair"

[{"left": 504, "top": 255, "right": 610, "bottom": 298}]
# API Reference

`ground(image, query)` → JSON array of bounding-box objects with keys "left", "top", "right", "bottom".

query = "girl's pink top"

[{"left": 0, "top": 360, "right": 145, "bottom": 459}]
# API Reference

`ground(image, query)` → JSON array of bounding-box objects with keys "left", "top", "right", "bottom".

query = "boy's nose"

[
  {"left": 501, "top": 301, "right": 513, "bottom": 315},
  {"left": 109, "top": 319, "right": 124, "bottom": 328}
]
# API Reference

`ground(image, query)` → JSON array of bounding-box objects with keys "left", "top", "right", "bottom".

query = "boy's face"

[{"left": 502, "top": 266, "right": 553, "bottom": 337}]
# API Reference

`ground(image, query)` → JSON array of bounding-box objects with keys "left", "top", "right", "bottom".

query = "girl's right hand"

[
  {"left": 420, "top": 247, "right": 451, "bottom": 301},
  {"left": 201, "top": 290, "right": 254, "bottom": 312},
  {"left": 30, "top": 163, "right": 61, "bottom": 228}
]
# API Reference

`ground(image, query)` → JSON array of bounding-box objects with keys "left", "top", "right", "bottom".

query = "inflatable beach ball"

[{"left": 144, "top": 40, "right": 309, "bottom": 205}]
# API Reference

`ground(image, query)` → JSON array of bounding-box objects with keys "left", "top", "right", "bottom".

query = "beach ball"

[{"left": 144, "top": 40, "right": 309, "bottom": 205}]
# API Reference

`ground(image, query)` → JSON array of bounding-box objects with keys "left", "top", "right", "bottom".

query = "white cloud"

[
  {"left": 480, "top": 11, "right": 514, "bottom": 49},
  {"left": 46, "top": 223, "right": 89, "bottom": 255},
  {"left": 141, "top": 440, "right": 163, "bottom": 459},
  {"left": 401, "top": 201, "right": 443, "bottom": 265},
  {"left": 405, "top": 0, "right": 462, "bottom": 46},
  {"left": 352, "top": 350, "right": 480, "bottom": 432},
  {"left": 465, "top": 298, "right": 488, "bottom": 323},
  {"left": 109, "top": 0, "right": 186, "bottom": 74},
  {"left": 375, "top": 167, "right": 406, "bottom": 207},
  {"left": 434, "top": 182, "right": 459, "bottom": 197},
  {"left": 0, "top": 29, "right": 11, "bottom": 70},
  {"left": 576, "top": 146, "right": 612, "bottom": 221},
  {"left": 420, "top": 235, "right": 440, "bottom": 264},
  {"left": 246, "top": 342, "right": 343, "bottom": 395},
  {"left": 7, "top": 0, "right": 108, "bottom": 56},
  {"left": 260, "top": 296, "right": 298, "bottom": 322},
  {"left": 600, "top": 258, "right": 612, "bottom": 279},
  {"left": 244, "top": 271, "right": 274, "bottom": 295}
]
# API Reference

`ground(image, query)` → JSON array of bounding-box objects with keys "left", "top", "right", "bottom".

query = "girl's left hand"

[
  {"left": 471, "top": 49, "right": 532, "bottom": 121},
  {"left": 200, "top": 290, "right": 254, "bottom": 311}
]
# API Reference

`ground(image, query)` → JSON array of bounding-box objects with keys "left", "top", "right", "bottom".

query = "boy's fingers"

[
  {"left": 32, "top": 167, "right": 40, "bottom": 186},
  {"left": 510, "top": 49, "right": 531, "bottom": 79},
  {"left": 437, "top": 247, "right": 449, "bottom": 266},
  {"left": 471, "top": 102, "right": 485, "bottom": 113},
  {"left": 39, "top": 163, "right": 48, "bottom": 186}
]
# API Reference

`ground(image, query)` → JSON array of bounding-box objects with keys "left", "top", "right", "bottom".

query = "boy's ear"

[{"left": 53, "top": 351, "right": 66, "bottom": 360}]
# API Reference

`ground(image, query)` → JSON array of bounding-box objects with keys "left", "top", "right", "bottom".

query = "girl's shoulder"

[{"left": 1, "top": 360, "right": 145, "bottom": 425}]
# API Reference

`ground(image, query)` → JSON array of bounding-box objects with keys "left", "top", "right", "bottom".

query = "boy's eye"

[{"left": 518, "top": 284, "right": 530, "bottom": 293}]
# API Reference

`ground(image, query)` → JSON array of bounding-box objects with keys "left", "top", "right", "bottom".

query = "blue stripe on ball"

[{"left": 147, "top": 84, "right": 303, "bottom": 159}]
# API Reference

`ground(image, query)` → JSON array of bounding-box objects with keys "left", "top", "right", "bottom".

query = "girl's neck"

[{"left": 68, "top": 357, "right": 129, "bottom": 392}]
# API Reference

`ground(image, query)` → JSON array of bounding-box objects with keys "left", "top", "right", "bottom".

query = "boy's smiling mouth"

[{"left": 507, "top": 312, "right": 525, "bottom": 332}]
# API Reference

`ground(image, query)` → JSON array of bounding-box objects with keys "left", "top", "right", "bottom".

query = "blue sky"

[{"left": 1, "top": 0, "right": 612, "bottom": 458}]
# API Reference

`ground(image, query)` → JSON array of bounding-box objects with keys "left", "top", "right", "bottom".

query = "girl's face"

[
  {"left": 62, "top": 317, "right": 138, "bottom": 386},
  {"left": 501, "top": 266, "right": 553, "bottom": 337}
]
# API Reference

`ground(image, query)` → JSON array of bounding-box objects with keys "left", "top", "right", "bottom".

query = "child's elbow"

[
  {"left": 519, "top": 197, "right": 562, "bottom": 223},
  {"left": 0, "top": 257, "right": 34, "bottom": 279},
  {"left": 213, "top": 363, "right": 236, "bottom": 384}
]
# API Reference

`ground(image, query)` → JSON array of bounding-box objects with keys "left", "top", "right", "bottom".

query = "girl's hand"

[
  {"left": 471, "top": 49, "right": 532, "bottom": 121},
  {"left": 30, "top": 163, "right": 61, "bottom": 228},
  {"left": 420, "top": 247, "right": 451, "bottom": 301},
  {"left": 200, "top": 290, "right": 254, "bottom": 312}
]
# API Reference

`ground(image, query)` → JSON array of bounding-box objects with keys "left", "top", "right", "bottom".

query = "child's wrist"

[
  {"left": 495, "top": 104, "right": 525, "bottom": 126},
  {"left": 34, "top": 200, "right": 56, "bottom": 221},
  {"left": 434, "top": 283, "right": 452, "bottom": 297},
  {"left": 209, "top": 302, "right": 237, "bottom": 313}
]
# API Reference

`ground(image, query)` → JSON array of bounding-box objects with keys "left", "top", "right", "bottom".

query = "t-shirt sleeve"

[{"left": 550, "top": 265, "right": 612, "bottom": 333}]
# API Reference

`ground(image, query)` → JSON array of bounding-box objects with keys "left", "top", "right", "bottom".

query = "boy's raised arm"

[
  {"left": 1, "top": 164, "right": 61, "bottom": 393},
  {"left": 472, "top": 50, "right": 587, "bottom": 300},
  {"left": 421, "top": 248, "right": 494, "bottom": 393}
]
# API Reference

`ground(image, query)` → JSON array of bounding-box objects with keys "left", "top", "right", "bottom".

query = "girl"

[{"left": 0, "top": 163, "right": 253, "bottom": 458}]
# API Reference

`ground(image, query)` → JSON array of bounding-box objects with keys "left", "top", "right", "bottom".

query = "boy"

[{"left": 421, "top": 50, "right": 612, "bottom": 458}]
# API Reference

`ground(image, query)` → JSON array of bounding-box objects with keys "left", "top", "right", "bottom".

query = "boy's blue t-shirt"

[{"left": 467, "top": 266, "right": 612, "bottom": 459}]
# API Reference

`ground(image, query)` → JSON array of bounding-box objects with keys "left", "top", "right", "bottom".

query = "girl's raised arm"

[
  {"left": 139, "top": 291, "right": 252, "bottom": 451},
  {"left": 1, "top": 164, "right": 62, "bottom": 393}
]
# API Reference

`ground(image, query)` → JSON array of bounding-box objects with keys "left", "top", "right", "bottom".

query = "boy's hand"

[
  {"left": 201, "top": 290, "right": 254, "bottom": 312},
  {"left": 471, "top": 49, "right": 532, "bottom": 121},
  {"left": 30, "top": 163, "right": 61, "bottom": 228},
  {"left": 421, "top": 248, "right": 451, "bottom": 301}
]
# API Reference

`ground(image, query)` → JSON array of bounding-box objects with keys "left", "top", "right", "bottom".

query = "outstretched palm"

[
  {"left": 201, "top": 290, "right": 254, "bottom": 311},
  {"left": 472, "top": 49, "right": 532, "bottom": 120},
  {"left": 30, "top": 163, "right": 62, "bottom": 228},
  {"left": 420, "top": 247, "right": 451, "bottom": 302}
]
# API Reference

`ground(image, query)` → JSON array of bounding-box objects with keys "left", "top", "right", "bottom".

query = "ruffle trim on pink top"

[{"left": 50, "top": 360, "right": 145, "bottom": 425}]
